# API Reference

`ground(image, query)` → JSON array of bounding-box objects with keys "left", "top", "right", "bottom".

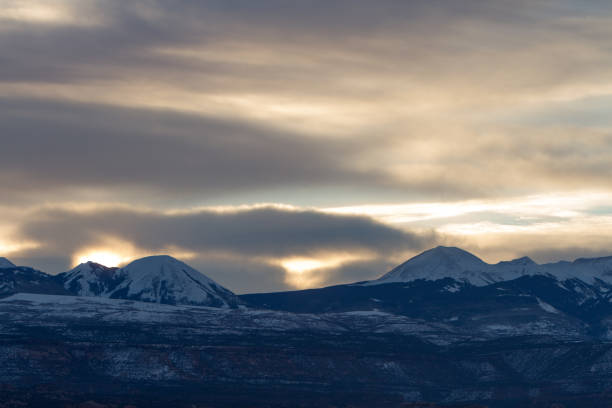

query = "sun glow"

[
  {"left": 279, "top": 254, "right": 369, "bottom": 289},
  {"left": 281, "top": 258, "right": 327, "bottom": 274},
  {"left": 75, "top": 250, "right": 124, "bottom": 267},
  {"left": 279, "top": 258, "right": 329, "bottom": 289},
  {"left": 72, "top": 237, "right": 142, "bottom": 267}
]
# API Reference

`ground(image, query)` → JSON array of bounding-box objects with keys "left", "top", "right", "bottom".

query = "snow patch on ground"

[{"left": 536, "top": 298, "right": 560, "bottom": 314}]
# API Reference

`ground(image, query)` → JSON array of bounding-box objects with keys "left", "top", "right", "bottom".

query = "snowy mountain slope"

[
  {"left": 0, "top": 257, "right": 15, "bottom": 268},
  {"left": 243, "top": 247, "right": 612, "bottom": 334},
  {"left": 58, "top": 261, "right": 121, "bottom": 296},
  {"left": 0, "top": 293, "right": 428, "bottom": 335},
  {"left": 0, "top": 265, "right": 69, "bottom": 297},
  {"left": 539, "top": 256, "right": 612, "bottom": 284},
  {"left": 110, "top": 256, "right": 239, "bottom": 307},
  {"left": 243, "top": 273, "right": 603, "bottom": 335},
  {"left": 0, "top": 293, "right": 607, "bottom": 408},
  {"left": 370, "top": 246, "right": 612, "bottom": 286},
  {"left": 0, "top": 292, "right": 585, "bottom": 343},
  {"left": 371, "top": 246, "right": 506, "bottom": 286},
  {"left": 57, "top": 255, "right": 239, "bottom": 308},
  {"left": 5, "top": 250, "right": 612, "bottom": 407}
]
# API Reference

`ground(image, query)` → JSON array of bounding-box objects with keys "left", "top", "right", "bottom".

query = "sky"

[{"left": 2, "top": 0, "right": 612, "bottom": 293}]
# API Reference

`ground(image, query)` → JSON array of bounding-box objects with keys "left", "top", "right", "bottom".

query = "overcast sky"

[{"left": 2, "top": 0, "right": 612, "bottom": 293}]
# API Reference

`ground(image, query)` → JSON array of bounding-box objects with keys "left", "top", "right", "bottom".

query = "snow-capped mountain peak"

[
  {"left": 373, "top": 246, "right": 498, "bottom": 286},
  {"left": 65, "top": 261, "right": 117, "bottom": 277},
  {"left": 370, "top": 246, "right": 612, "bottom": 287},
  {"left": 370, "top": 246, "right": 546, "bottom": 287},
  {"left": 57, "top": 255, "right": 239, "bottom": 308},
  {"left": 545, "top": 255, "right": 612, "bottom": 283},
  {"left": 119, "top": 255, "right": 217, "bottom": 288},
  {"left": 409, "top": 246, "right": 486, "bottom": 268},
  {"left": 0, "top": 257, "right": 16, "bottom": 268},
  {"left": 499, "top": 256, "right": 536, "bottom": 266},
  {"left": 60, "top": 261, "right": 120, "bottom": 297}
]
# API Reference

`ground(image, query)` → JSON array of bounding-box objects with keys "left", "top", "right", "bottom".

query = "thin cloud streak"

[{"left": 325, "top": 191, "right": 612, "bottom": 225}]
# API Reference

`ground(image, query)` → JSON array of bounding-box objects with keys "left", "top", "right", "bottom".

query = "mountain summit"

[
  {"left": 57, "top": 255, "right": 239, "bottom": 308},
  {"left": 373, "top": 246, "right": 518, "bottom": 286},
  {"left": 0, "top": 258, "right": 16, "bottom": 268},
  {"left": 372, "top": 246, "right": 612, "bottom": 286},
  {"left": 114, "top": 255, "right": 238, "bottom": 307},
  {"left": 60, "top": 261, "right": 120, "bottom": 297}
]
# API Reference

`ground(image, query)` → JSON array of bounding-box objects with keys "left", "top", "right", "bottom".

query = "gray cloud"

[
  {"left": 10, "top": 205, "right": 435, "bottom": 291},
  {"left": 169, "top": 254, "right": 290, "bottom": 294},
  {"left": 450, "top": 233, "right": 612, "bottom": 267},
  {"left": 3, "top": 1, "right": 610, "bottom": 90},
  {"left": 317, "top": 258, "right": 399, "bottom": 286},
  {"left": 0, "top": 98, "right": 386, "bottom": 201},
  {"left": 3, "top": 1, "right": 612, "bottom": 203},
  {"left": 526, "top": 246, "right": 612, "bottom": 264},
  {"left": 17, "top": 206, "right": 431, "bottom": 257}
]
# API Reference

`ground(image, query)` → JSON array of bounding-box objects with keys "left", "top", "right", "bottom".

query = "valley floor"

[{"left": 2, "top": 294, "right": 612, "bottom": 407}]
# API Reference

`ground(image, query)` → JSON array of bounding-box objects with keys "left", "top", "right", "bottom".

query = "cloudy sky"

[{"left": 2, "top": 0, "right": 612, "bottom": 293}]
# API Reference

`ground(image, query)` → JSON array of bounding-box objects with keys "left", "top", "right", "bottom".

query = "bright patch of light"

[
  {"left": 324, "top": 191, "right": 612, "bottom": 226},
  {"left": 279, "top": 257, "right": 331, "bottom": 289},
  {"left": 0, "top": 1, "right": 102, "bottom": 26},
  {"left": 72, "top": 236, "right": 142, "bottom": 267},
  {"left": 279, "top": 254, "right": 368, "bottom": 289},
  {"left": 0, "top": 239, "right": 38, "bottom": 255},
  {"left": 325, "top": 201, "right": 489, "bottom": 223},
  {"left": 281, "top": 258, "right": 327, "bottom": 274},
  {"left": 440, "top": 215, "right": 612, "bottom": 236},
  {"left": 76, "top": 250, "right": 123, "bottom": 267},
  {"left": 71, "top": 238, "right": 197, "bottom": 268},
  {"left": 0, "top": 1, "right": 72, "bottom": 23}
]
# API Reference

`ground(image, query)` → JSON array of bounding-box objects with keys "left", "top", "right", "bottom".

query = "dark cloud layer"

[
  {"left": 317, "top": 258, "right": 399, "bottom": 287},
  {"left": 11, "top": 205, "right": 435, "bottom": 291},
  {"left": 179, "top": 255, "right": 289, "bottom": 294},
  {"left": 18, "top": 206, "right": 429, "bottom": 257},
  {"left": 3, "top": 0, "right": 612, "bottom": 202},
  {"left": 0, "top": 98, "right": 384, "bottom": 201}
]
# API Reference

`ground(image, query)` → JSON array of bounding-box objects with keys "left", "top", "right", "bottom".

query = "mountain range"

[
  {"left": 1, "top": 255, "right": 239, "bottom": 307},
  {"left": 3, "top": 246, "right": 612, "bottom": 407},
  {"left": 59, "top": 255, "right": 239, "bottom": 307},
  {"left": 4, "top": 245, "right": 612, "bottom": 306}
]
